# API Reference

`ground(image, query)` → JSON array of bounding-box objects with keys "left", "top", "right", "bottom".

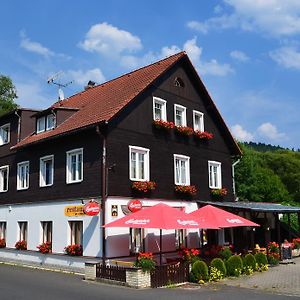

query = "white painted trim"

[
  {"left": 36, "top": 116, "right": 46, "bottom": 134},
  {"left": 153, "top": 97, "right": 167, "bottom": 121},
  {"left": 66, "top": 148, "right": 83, "bottom": 184},
  {"left": 193, "top": 110, "right": 204, "bottom": 132},
  {"left": 174, "top": 104, "right": 187, "bottom": 126},
  {"left": 173, "top": 154, "right": 190, "bottom": 186},
  {"left": 129, "top": 145, "right": 150, "bottom": 181},
  {"left": 39, "top": 155, "right": 54, "bottom": 187},
  {"left": 0, "top": 165, "right": 9, "bottom": 193},
  {"left": 208, "top": 160, "right": 222, "bottom": 189},
  {"left": 17, "top": 161, "right": 30, "bottom": 190}
]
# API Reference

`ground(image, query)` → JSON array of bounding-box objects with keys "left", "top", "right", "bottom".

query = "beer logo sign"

[
  {"left": 84, "top": 201, "right": 100, "bottom": 216},
  {"left": 127, "top": 199, "right": 142, "bottom": 213}
]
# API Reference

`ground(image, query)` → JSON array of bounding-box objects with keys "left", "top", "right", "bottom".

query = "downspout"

[
  {"left": 96, "top": 122, "right": 108, "bottom": 265},
  {"left": 14, "top": 110, "right": 21, "bottom": 143},
  {"left": 232, "top": 158, "right": 241, "bottom": 201}
]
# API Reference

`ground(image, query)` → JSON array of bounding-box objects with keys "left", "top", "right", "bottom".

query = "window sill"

[
  {"left": 39, "top": 184, "right": 53, "bottom": 188},
  {"left": 66, "top": 180, "right": 83, "bottom": 185},
  {"left": 17, "top": 187, "right": 29, "bottom": 191}
]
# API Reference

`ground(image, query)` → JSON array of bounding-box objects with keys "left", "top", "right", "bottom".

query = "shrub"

[
  {"left": 210, "top": 258, "right": 227, "bottom": 276},
  {"left": 219, "top": 247, "right": 232, "bottom": 261},
  {"left": 209, "top": 266, "right": 224, "bottom": 282},
  {"left": 190, "top": 260, "right": 209, "bottom": 282},
  {"left": 133, "top": 252, "right": 156, "bottom": 272},
  {"left": 0, "top": 238, "right": 6, "bottom": 248},
  {"left": 226, "top": 255, "right": 243, "bottom": 277},
  {"left": 255, "top": 252, "right": 268, "bottom": 267},
  {"left": 64, "top": 244, "right": 82, "bottom": 256},
  {"left": 15, "top": 240, "right": 27, "bottom": 250},
  {"left": 243, "top": 253, "right": 256, "bottom": 270},
  {"left": 243, "top": 265, "right": 254, "bottom": 275}
]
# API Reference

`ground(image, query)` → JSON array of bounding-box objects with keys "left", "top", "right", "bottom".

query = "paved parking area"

[{"left": 221, "top": 257, "right": 300, "bottom": 296}]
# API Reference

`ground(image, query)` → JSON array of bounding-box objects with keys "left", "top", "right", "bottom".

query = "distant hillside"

[{"left": 242, "top": 141, "right": 289, "bottom": 152}]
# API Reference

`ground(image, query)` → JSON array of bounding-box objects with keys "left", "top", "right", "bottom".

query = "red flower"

[
  {"left": 175, "top": 185, "right": 197, "bottom": 196},
  {"left": 15, "top": 240, "right": 27, "bottom": 250},
  {"left": 175, "top": 126, "right": 194, "bottom": 136},
  {"left": 132, "top": 181, "right": 156, "bottom": 193},
  {"left": 37, "top": 242, "right": 52, "bottom": 254},
  {"left": 0, "top": 238, "right": 6, "bottom": 248},
  {"left": 211, "top": 188, "right": 227, "bottom": 197},
  {"left": 153, "top": 120, "right": 174, "bottom": 130},
  {"left": 193, "top": 130, "right": 214, "bottom": 140},
  {"left": 64, "top": 244, "right": 83, "bottom": 256}
]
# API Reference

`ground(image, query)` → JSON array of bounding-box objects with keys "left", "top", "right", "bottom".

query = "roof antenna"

[{"left": 47, "top": 71, "right": 73, "bottom": 101}]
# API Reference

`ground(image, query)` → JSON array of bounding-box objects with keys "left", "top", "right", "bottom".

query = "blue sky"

[{"left": 1, "top": 0, "right": 300, "bottom": 149}]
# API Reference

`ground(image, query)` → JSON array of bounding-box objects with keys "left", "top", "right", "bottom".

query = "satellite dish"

[
  {"left": 58, "top": 88, "right": 65, "bottom": 100},
  {"left": 47, "top": 71, "right": 72, "bottom": 101}
]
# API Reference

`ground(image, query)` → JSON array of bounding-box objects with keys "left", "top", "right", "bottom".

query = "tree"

[{"left": 0, "top": 75, "right": 18, "bottom": 116}]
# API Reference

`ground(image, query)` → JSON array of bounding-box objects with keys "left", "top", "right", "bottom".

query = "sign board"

[
  {"left": 84, "top": 201, "right": 100, "bottom": 216},
  {"left": 128, "top": 199, "right": 142, "bottom": 213},
  {"left": 64, "top": 205, "right": 85, "bottom": 217}
]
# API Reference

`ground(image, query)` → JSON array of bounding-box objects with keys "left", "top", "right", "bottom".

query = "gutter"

[
  {"left": 14, "top": 110, "right": 21, "bottom": 143},
  {"left": 232, "top": 158, "right": 241, "bottom": 201}
]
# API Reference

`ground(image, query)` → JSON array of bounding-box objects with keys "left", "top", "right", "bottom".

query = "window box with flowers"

[
  {"left": 175, "top": 126, "right": 193, "bottom": 136},
  {"left": 211, "top": 188, "right": 227, "bottom": 199},
  {"left": 37, "top": 242, "right": 52, "bottom": 254},
  {"left": 0, "top": 238, "right": 6, "bottom": 248},
  {"left": 131, "top": 181, "right": 156, "bottom": 194},
  {"left": 15, "top": 240, "right": 27, "bottom": 250},
  {"left": 193, "top": 130, "right": 213, "bottom": 140},
  {"left": 175, "top": 185, "right": 197, "bottom": 197},
  {"left": 133, "top": 252, "right": 156, "bottom": 272},
  {"left": 64, "top": 244, "right": 83, "bottom": 256},
  {"left": 153, "top": 120, "right": 174, "bottom": 131}
]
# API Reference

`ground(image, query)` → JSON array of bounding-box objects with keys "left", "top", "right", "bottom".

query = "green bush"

[
  {"left": 226, "top": 255, "right": 243, "bottom": 277},
  {"left": 190, "top": 260, "right": 209, "bottom": 282},
  {"left": 254, "top": 252, "right": 268, "bottom": 267},
  {"left": 219, "top": 247, "right": 232, "bottom": 261},
  {"left": 210, "top": 258, "right": 227, "bottom": 276},
  {"left": 243, "top": 254, "right": 256, "bottom": 270}
]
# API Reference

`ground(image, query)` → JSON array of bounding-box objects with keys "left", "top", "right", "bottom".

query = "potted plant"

[
  {"left": 134, "top": 252, "right": 156, "bottom": 272},
  {"left": 211, "top": 188, "right": 228, "bottom": 198},
  {"left": 15, "top": 240, "right": 27, "bottom": 250},
  {"left": 153, "top": 120, "right": 174, "bottom": 131},
  {"left": 174, "top": 126, "right": 194, "bottom": 136},
  {"left": 179, "top": 247, "right": 200, "bottom": 264},
  {"left": 64, "top": 244, "right": 83, "bottom": 256},
  {"left": 37, "top": 241, "right": 52, "bottom": 254},
  {"left": 175, "top": 185, "right": 197, "bottom": 196},
  {"left": 292, "top": 238, "right": 300, "bottom": 257},
  {"left": 267, "top": 241, "right": 280, "bottom": 265},
  {"left": 0, "top": 238, "right": 6, "bottom": 248},
  {"left": 131, "top": 181, "right": 156, "bottom": 193},
  {"left": 193, "top": 130, "right": 213, "bottom": 140}
]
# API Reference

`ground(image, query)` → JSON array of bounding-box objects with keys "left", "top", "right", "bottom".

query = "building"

[{"left": 0, "top": 52, "right": 242, "bottom": 260}]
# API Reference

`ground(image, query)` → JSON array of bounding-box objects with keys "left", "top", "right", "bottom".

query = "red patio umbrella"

[
  {"left": 189, "top": 205, "right": 260, "bottom": 228},
  {"left": 104, "top": 203, "right": 219, "bottom": 264}
]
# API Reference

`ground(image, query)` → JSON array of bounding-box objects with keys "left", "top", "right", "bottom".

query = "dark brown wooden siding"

[
  {"left": 0, "top": 114, "right": 18, "bottom": 157},
  {"left": 20, "top": 110, "right": 37, "bottom": 141},
  {"left": 107, "top": 61, "right": 234, "bottom": 201}
]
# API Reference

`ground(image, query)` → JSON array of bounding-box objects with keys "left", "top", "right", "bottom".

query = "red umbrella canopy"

[
  {"left": 189, "top": 205, "right": 260, "bottom": 228},
  {"left": 104, "top": 203, "right": 219, "bottom": 230}
]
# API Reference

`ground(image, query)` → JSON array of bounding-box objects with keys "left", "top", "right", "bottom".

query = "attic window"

[
  {"left": 37, "top": 114, "right": 56, "bottom": 134},
  {"left": 174, "top": 77, "right": 184, "bottom": 88}
]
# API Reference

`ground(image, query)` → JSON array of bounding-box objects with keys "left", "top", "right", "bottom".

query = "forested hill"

[
  {"left": 235, "top": 143, "right": 300, "bottom": 205},
  {"left": 242, "top": 141, "right": 299, "bottom": 153}
]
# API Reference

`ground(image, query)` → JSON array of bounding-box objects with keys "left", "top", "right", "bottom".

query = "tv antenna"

[{"left": 47, "top": 71, "right": 73, "bottom": 101}]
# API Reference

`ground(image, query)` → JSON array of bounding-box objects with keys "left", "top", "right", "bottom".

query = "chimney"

[{"left": 84, "top": 80, "right": 96, "bottom": 90}]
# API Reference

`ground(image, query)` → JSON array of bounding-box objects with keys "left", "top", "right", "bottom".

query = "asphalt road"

[{"left": 0, "top": 264, "right": 298, "bottom": 300}]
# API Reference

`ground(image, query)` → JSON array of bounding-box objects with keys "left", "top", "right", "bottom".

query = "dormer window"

[
  {"left": 0, "top": 123, "right": 10, "bottom": 145},
  {"left": 46, "top": 114, "right": 55, "bottom": 130},
  {"left": 37, "top": 114, "right": 55, "bottom": 134},
  {"left": 37, "top": 117, "right": 46, "bottom": 133}
]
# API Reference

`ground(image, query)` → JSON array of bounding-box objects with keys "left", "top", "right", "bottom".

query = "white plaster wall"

[{"left": 0, "top": 200, "right": 102, "bottom": 257}]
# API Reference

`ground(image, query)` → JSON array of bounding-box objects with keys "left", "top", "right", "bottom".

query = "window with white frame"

[
  {"left": 174, "top": 154, "right": 190, "bottom": 186},
  {"left": 153, "top": 97, "right": 167, "bottom": 121},
  {"left": 37, "top": 116, "right": 46, "bottom": 133},
  {"left": 46, "top": 114, "right": 55, "bottom": 130},
  {"left": 0, "top": 166, "right": 9, "bottom": 192},
  {"left": 41, "top": 221, "right": 52, "bottom": 243},
  {"left": 208, "top": 161, "right": 222, "bottom": 189},
  {"left": 40, "top": 155, "right": 54, "bottom": 187},
  {"left": 17, "top": 161, "right": 29, "bottom": 190},
  {"left": 66, "top": 149, "right": 83, "bottom": 184},
  {"left": 193, "top": 110, "right": 204, "bottom": 132},
  {"left": 69, "top": 221, "right": 83, "bottom": 245},
  {"left": 175, "top": 229, "right": 186, "bottom": 249},
  {"left": 174, "top": 104, "right": 187, "bottom": 127},
  {"left": 0, "top": 123, "right": 10, "bottom": 145},
  {"left": 0, "top": 222, "right": 6, "bottom": 240},
  {"left": 129, "top": 228, "right": 144, "bottom": 253},
  {"left": 129, "top": 146, "right": 149, "bottom": 181},
  {"left": 18, "top": 221, "right": 27, "bottom": 241}
]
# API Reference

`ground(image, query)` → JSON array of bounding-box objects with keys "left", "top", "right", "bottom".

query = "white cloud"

[
  {"left": 79, "top": 22, "right": 142, "bottom": 57},
  {"left": 68, "top": 68, "right": 106, "bottom": 86},
  {"left": 20, "top": 31, "right": 54, "bottom": 58},
  {"left": 270, "top": 46, "right": 300, "bottom": 69},
  {"left": 183, "top": 37, "right": 202, "bottom": 65},
  {"left": 231, "top": 124, "right": 254, "bottom": 142},
  {"left": 188, "top": 0, "right": 300, "bottom": 37},
  {"left": 230, "top": 50, "right": 249, "bottom": 62},
  {"left": 257, "top": 122, "right": 286, "bottom": 140},
  {"left": 200, "top": 59, "right": 234, "bottom": 76}
]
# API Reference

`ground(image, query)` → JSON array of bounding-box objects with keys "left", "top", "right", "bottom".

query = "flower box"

[
  {"left": 15, "top": 240, "right": 27, "bottom": 250},
  {"left": 132, "top": 181, "right": 156, "bottom": 193},
  {"left": 0, "top": 238, "right": 6, "bottom": 248},
  {"left": 153, "top": 119, "right": 174, "bottom": 130},
  {"left": 193, "top": 130, "right": 213, "bottom": 140},
  {"left": 175, "top": 126, "right": 194, "bottom": 136},
  {"left": 37, "top": 241, "right": 52, "bottom": 254},
  {"left": 134, "top": 252, "right": 156, "bottom": 272},
  {"left": 175, "top": 185, "right": 197, "bottom": 196},
  {"left": 211, "top": 188, "right": 228, "bottom": 197},
  {"left": 64, "top": 244, "right": 83, "bottom": 256}
]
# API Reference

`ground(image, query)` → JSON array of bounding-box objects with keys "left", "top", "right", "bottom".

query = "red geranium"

[
  {"left": 15, "top": 240, "right": 27, "bottom": 250},
  {"left": 175, "top": 126, "right": 194, "bottom": 136},
  {"left": 211, "top": 188, "right": 228, "bottom": 197},
  {"left": 132, "top": 181, "right": 156, "bottom": 193},
  {"left": 193, "top": 130, "right": 214, "bottom": 140},
  {"left": 37, "top": 242, "right": 52, "bottom": 254},
  {"left": 0, "top": 238, "right": 6, "bottom": 248},
  {"left": 175, "top": 185, "right": 197, "bottom": 196},
  {"left": 153, "top": 120, "right": 174, "bottom": 130},
  {"left": 64, "top": 244, "right": 83, "bottom": 256}
]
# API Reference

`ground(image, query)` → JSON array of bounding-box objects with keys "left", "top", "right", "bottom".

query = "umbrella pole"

[{"left": 160, "top": 229, "right": 162, "bottom": 266}]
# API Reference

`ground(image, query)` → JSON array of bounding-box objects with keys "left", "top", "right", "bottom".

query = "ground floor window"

[
  {"left": 41, "top": 221, "right": 52, "bottom": 243},
  {"left": 0, "top": 222, "right": 6, "bottom": 239},
  {"left": 18, "top": 221, "right": 27, "bottom": 241},
  {"left": 129, "top": 228, "right": 144, "bottom": 253},
  {"left": 175, "top": 229, "right": 186, "bottom": 249},
  {"left": 69, "top": 221, "right": 83, "bottom": 245}
]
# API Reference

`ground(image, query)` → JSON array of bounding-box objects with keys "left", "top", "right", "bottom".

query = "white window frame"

[
  {"left": 174, "top": 154, "right": 190, "bottom": 186},
  {"left": 0, "top": 165, "right": 9, "bottom": 193},
  {"left": 17, "top": 161, "right": 29, "bottom": 190},
  {"left": 69, "top": 221, "right": 83, "bottom": 245},
  {"left": 153, "top": 97, "right": 167, "bottom": 121},
  {"left": 129, "top": 146, "right": 150, "bottom": 181},
  {"left": 193, "top": 110, "right": 204, "bottom": 132},
  {"left": 39, "top": 155, "right": 54, "bottom": 187},
  {"left": 37, "top": 116, "right": 46, "bottom": 133},
  {"left": 46, "top": 114, "right": 55, "bottom": 130},
  {"left": 0, "top": 123, "right": 10, "bottom": 146},
  {"left": 174, "top": 104, "right": 187, "bottom": 127},
  {"left": 66, "top": 148, "right": 83, "bottom": 184},
  {"left": 208, "top": 160, "right": 222, "bottom": 189}
]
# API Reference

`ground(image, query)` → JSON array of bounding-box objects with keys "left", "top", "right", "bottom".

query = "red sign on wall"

[
  {"left": 84, "top": 201, "right": 100, "bottom": 216},
  {"left": 128, "top": 199, "right": 142, "bottom": 213}
]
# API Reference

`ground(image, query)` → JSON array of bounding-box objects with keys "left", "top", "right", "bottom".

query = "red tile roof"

[{"left": 13, "top": 52, "right": 186, "bottom": 149}]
